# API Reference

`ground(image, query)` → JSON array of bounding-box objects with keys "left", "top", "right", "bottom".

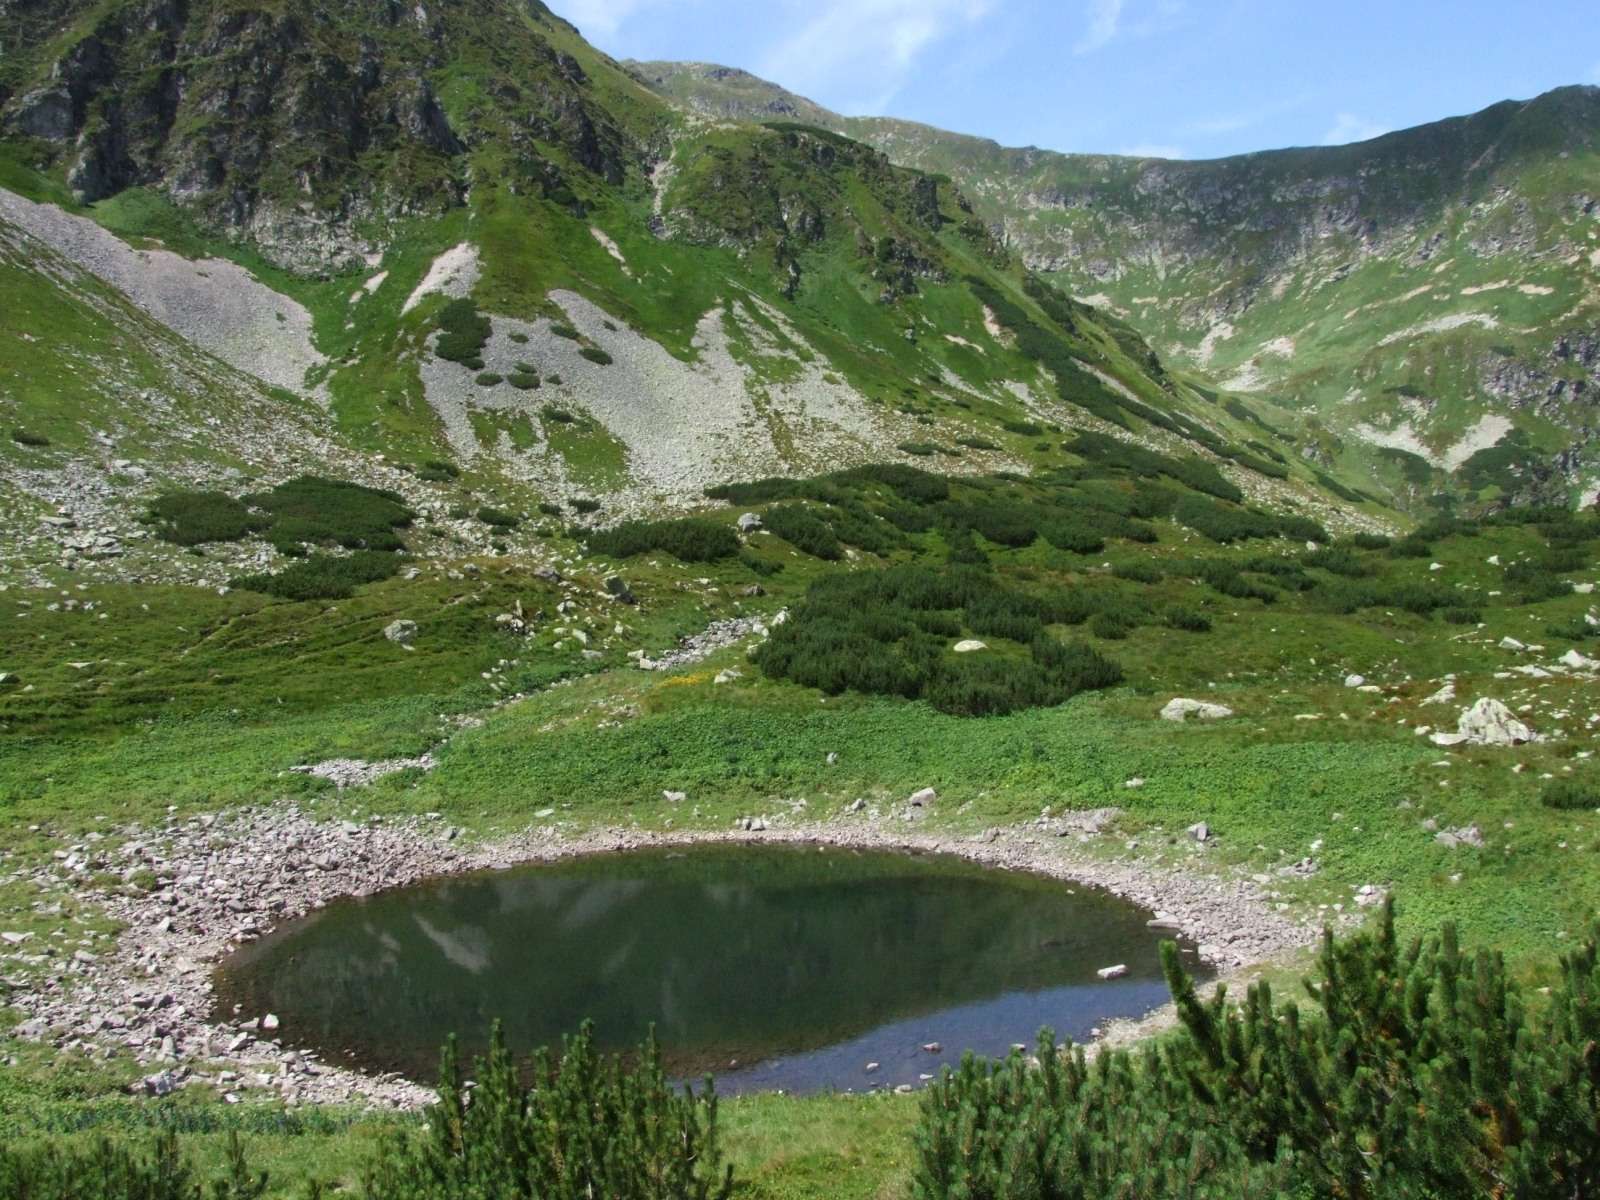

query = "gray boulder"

[
  {"left": 1160, "top": 698, "right": 1234, "bottom": 722},
  {"left": 383, "top": 619, "right": 418, "bottom": 645},
  {"left": 1431, "top": 698, "right": 1539, "bottom": 747}
]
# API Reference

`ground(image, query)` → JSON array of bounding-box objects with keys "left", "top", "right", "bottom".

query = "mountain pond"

[{"left": 212, "top": 843, "right": 1204, "bottom": 1094}]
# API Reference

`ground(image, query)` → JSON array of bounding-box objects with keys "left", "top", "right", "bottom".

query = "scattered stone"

[
  {"left": 383, "top": 619, "right": 418, "bottom": 645},
  {"left": 1160, "top": 698, "right": 1234, "bottom": 722},
  {"left": 1186, "top": 822, "right": 1211, "bottom": 843},
  {"left": 1343, "top": 674, "right": 1366, "bottom": 688},
  {"left": 1420, "top": 681, "right": 1456, "bottom": 706},
  {"left": 1431, "top": 698, "right": 1540, "bottom": 747},
  {"left": 1499, "top": 636, "right": 1526, "bottom": 652},
  {"left": 1435, "top": 825, "right": 1485, "bottom": 849},
  {"left": 1096, "top": 964, "right": 1129, "bottom": 979},
  {"left": 736, "top": 513, "right": 763, "bottom": 533},
  {"left": 662, "top": 790, "right": 687, "bottom": 804},
  {"left": 907, "top": 787, "right": 937, "bottom": 807}
]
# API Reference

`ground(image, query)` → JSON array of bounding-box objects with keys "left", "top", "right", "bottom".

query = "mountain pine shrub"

[
  {"left": 434, "top": 298, "right": 491, "bottom": 365},
  {"left": 363, "top": 1023, "right": 733, "bottom": 1200},
  {"left": 1541, "top": 778, "right": 1600, "bottom": 810},
  {"left": 912, "top": 901, "right": 1600, "bottom": 1199},
  {"left": 0, "top": 1131, "right": 266, "bottom": 1200},
  {"left": 146, "top": 490, "right": 261, "bottom": 545},
  {"left": 229, "top": 550, "right": 404, "bottom": 601},
  {"left": 586, "top": 518, "right": 739, "bottom": 562},
  {"left": 754, "top": 565, "right": 1122, "bottom": 715}
]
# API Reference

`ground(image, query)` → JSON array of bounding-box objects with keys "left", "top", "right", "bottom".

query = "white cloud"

[
  {"left": 1322, "top": 113, "right": 1391, "bottom": 146},
  {"left": 554, "top": 0, "right": 653, "bottom": 36},
  {"left": 1073, "top": 0, "right": 1125, "bottom": 55},
  {"left": 1121, "top": 142, "right": 1185, "bottom": 159},
  {"left": 760, "top": 0, "right": 994, "bottom": 113}
]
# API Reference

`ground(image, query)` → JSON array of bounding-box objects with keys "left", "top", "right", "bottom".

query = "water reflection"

[{"left": 214, "top": 845, "right": 1200, "bottom": 1093}]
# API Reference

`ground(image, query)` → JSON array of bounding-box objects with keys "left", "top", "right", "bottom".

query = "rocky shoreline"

[{"left": 4, "top": 804, "right": 1323, "bottom": 1111}]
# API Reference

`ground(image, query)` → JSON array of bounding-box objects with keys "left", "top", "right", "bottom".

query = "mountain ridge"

[
  {"left": 1, "top": 0, "right": 1386, "bottom": 598},
  {"left": 632, "top": 62, "right": 1600, "bottom": 508}
]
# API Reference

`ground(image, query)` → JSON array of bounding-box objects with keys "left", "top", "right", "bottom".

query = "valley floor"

[{"left": 3, "top": 499, "right": 1599, "bottom": 1196}]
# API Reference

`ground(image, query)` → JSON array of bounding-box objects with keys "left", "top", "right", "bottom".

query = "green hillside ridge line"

[{"left": 631, "top": 61, "right": 1600, "bottom": 509}]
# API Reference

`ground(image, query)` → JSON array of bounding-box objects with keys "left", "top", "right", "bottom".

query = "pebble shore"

[{"left": 5, "top": 805, "right": 1322, "bottom": 1111}]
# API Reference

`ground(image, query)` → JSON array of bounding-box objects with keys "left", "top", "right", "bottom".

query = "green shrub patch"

[
  {"left": 586, "top": 518, "right": 739, "bottom": 563},
  {"left": 229, "top": 550, "right": 404, "bottom": 601},
  {"left": 434, "top": 297, "right": 491, "bottom": 365},
  {"left": 755, "top": 565, "right": 1123, "bottom": 715}
]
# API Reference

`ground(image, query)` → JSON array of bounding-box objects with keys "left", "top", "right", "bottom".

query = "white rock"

[
  {"left": 1186, "top": 821, "right": 1210, "bottom": 842},
  {"left": 1432, "top": 697, "right": 1541, "bottom": 747},
  {"left": 1420, "top": 682, "right": 1456, "bottom": 706},
  {"left": 736, "top": 512, "right": 763, "bottom": 533},
  {"left": 1498, "top": 636, "right": 1525, "bottom": 652},
  {"left": 952, "top": 639, "right": 988, "bottom": 653},
  {"left": 1559, "top": 649, "right": 1598, "bottom": 670},
  {"left": 662, "top": 790, "right": 687, "bottom": 803},
  {"left": 1160, "top": 698, "right": 1234, "bottom": 722},
  {"left": 908, "top": 787, "right": 938, "bottom": 807},
  {"left": 383, "top": 619, "right": 418, "bottom": 645},
  {"left": 1343, "top": 674, "right": 1366, "bottom": 688},
  {"left": 1096, "top": 964, "right": 1129, "bottom": 979}
]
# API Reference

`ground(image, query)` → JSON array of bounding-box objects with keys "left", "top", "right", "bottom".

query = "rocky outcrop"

[{"left": 0, "top": 0, "right": 644, "bottom": 272}]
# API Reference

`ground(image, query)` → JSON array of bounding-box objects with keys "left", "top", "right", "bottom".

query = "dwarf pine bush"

[
  {"left": 912, "top": 901, "right": 1600, "bottom": 1199},
  {"left": 363, "top": 1023, "right": 733, "bottom": 1200},
  {"left": 586, "top": 518, "right": 739, "bottom": 562}
]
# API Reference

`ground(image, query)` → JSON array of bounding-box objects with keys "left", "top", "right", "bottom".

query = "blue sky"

[{"left": 555, "top": 0, "right": 1600, "bottom": 159}]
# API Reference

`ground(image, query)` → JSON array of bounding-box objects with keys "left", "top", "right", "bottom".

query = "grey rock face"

[{"left": 9, "top": 87, "right": 74, "bottom": 141}]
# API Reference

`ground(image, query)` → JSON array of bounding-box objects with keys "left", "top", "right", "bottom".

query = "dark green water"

[{"left": 213, "top": 844, "right": 1198, "bottom": 1093}]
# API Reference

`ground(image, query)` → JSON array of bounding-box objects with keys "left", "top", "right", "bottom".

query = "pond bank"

[{"left": 5, "top": 803, "right": 1324, "bottom": 1110}]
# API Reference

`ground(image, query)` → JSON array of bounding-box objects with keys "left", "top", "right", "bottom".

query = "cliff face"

[
  {"left": 633, "top": 61, "right": 1600, "bottom": 505},
  {"left": 1, "top": 0, "right": 649, "bottom": 270}
]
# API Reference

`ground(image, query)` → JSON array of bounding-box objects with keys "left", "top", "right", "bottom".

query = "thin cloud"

[
  {"left": 1322, "top": 112, "right": 1391, "bottom": 146},
  {"left": 556, "top": 0, "right": 652, "bottom": 36},
  {"left": 1073, "top": 0, "right": 1125, "bottom": 55},
  {"left": 760, "top": 0, "right": 994, "bottom": 113},
  {"left": 1121, "top": 142, "right": 1186, "bottom": 159}
]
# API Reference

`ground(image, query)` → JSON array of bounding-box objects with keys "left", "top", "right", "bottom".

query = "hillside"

[
  {"left": 0, "top": 0, "right": 1382, "bottom": 593},
  {"left": 633, "top": 62, "right": 1600, "bottom": 509},
  {"left": 5, "top": 7, "right": 1600, "bottom": 1199}
]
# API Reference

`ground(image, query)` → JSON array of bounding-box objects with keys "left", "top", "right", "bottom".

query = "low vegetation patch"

[
  {"left": 913, "top": 904, "right": 1600, "bottom": 1198},
  {"left": 755, "top": 564, "right": 1123, "bottom": 716},
  {"left": 229, "top": 550, "right": 404, "bottom": 601},
  {"left": 586, "top": 518, "right": 739, "bottom": 562},
  {"left": 145, "top": 490, "right": 260, "bottom": 545},
  {"left": 434, "top": 297, "right": 491, "bottom": 367},
  {"left": 10, "top": 428, "right": 50, "bottom": 447}
]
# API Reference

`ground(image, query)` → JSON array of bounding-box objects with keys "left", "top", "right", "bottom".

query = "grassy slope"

[
  {"left": 3, "top": 471, "right": 1599, "bottom": 1193},
  {"left": 631, "top": 64, "right": 1600, "bottom": 507}
]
